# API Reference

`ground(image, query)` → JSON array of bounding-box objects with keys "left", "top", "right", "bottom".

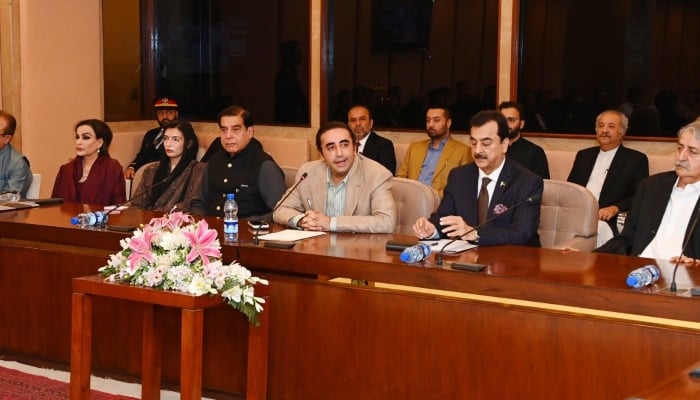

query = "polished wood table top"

[{"left": 3, "top": 201, "right": 700, "bottom": 323}]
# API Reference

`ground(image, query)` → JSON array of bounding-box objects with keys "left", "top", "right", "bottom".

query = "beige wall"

[{"left": 19, "top": 0, "right": 103, "bottom": 197}]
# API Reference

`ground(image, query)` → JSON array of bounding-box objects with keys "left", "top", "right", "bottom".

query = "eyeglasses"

[{"left": 505, "top": 117, "right": 521, "bottom": 123}]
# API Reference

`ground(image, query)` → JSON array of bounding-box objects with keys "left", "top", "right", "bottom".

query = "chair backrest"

[
  {"left": 280, "top": 166, "right": 299, "bottom": 188},
  {"left": 26, "top": 173, "right": 41, "bottom": 199},
  {"left": 538, "top": 179, "right": 598, "bottom": 251},
  {"left": 129, "top": 162, "right": 152, "bottom": 200},
  {"left": 391, "top": 177, "right": 441, "bottom": 235}
]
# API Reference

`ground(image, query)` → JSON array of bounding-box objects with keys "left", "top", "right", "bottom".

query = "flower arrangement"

[{"left": 98, "top": 212, "right": 268, "bottom": 325}]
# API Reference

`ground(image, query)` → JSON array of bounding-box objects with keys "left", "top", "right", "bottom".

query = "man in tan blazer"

[
  {"left": 396, "top": 106, "right": 471, "bottom": 196},
  {"left": 273, "top": 121, "right": 396, "bottom": 233}
]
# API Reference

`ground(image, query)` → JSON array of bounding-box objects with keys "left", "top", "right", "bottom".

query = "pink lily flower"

[
  {"left": 166, "top": 211, "right": 194, "bottom": 230},
  {"left": 127, "top": 226, "right": 156, "bottom": 272},
  {"left": 183, "top": 220, "right": 221, "bottom": 265}
]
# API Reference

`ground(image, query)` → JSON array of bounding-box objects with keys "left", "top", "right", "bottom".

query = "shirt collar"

[{"left": 478, "top": 157, "right": 506, "bottom": 184}]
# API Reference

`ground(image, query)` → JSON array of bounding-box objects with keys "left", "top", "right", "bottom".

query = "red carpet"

[{"left": 0, "top": 365, "right": 136, "bottom": 399}]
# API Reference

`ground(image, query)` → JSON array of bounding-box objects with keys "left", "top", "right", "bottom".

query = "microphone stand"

[
  {"left": 254, "top": 223, "right": 263, "bottom": 245},
  {"left": 669, "top": 205, "right": 700, "bottom": 292},
  {"left": 100, "top": 177, "right": 170, "bottom": 230},
  {"left": 435, "top": 195, "right": 539, "bottom": 266},
  {"left": 258, "top": 172, "right": 308, "bottom": 249}
]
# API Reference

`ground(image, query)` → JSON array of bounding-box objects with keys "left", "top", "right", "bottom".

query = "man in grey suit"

[
  {"left": 273, "top": 121, "right": 396, "bottom": 233},
  {"left": 597, "top": 120, "right": 700, "bottom": 263},
  {"left": 568, "top": 110, "right": 648, "bottom": 243},
  {"left": 347, "top": 104, "right": 396, "bottom": 174}
]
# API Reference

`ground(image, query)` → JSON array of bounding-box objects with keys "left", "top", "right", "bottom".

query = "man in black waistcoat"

[{"left": 191, "top": 105, "right": 286, "bottom": 220}]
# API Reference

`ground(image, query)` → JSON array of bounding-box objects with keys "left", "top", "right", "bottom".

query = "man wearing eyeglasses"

[
  {"left": 0, "top": 110, "right": 32, "bottom": 197},
  {"left": 498, "top": 101, "right": 550, "bottom": 179},
  {"left": 124, "top": 97, "right": 179, "bottom": 179}
]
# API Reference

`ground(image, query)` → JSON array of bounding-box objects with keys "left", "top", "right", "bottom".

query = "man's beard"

[{"left": 508, "top": 127, "right": 520, "bottom": 140}]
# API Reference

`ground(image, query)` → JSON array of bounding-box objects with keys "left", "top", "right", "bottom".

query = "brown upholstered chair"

[
  {"left": 391, "top": 177, "right": 441, "bottom": 235},
  {"left": 538, "top": 179, "right": 598, "bottom": 251},
  {"left": 128, "top": 161, "right": 153, "bottom": 200},
  {"left": 280, "top": 166, "right": 299, "bottom": 188}
]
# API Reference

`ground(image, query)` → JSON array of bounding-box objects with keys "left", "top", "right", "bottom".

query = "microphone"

[
  {"left": 436, "top": 194, "right": 541, "bottom": 266},
  {"left": 100, "top": 177, "right": 170, "bottom": 230},
  {"left": 669, "top": 205, "right": 700, "bottom": 292},
  {"left": 272, "top": 172, "right": 308, "bottom": 215}
]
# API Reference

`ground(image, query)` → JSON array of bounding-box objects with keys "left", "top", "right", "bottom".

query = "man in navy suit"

[
  {"left": 567, "top": 110, "right": 649, "bottom": 243},
  {"left": 347, "top": 104, "right": 396, "bottom": 174},
  {"left": 597, "top": 120, "right": 700, "bottom": 262},
  {"left": 413, "top": 110, "right": 543, "bottom": 246}
]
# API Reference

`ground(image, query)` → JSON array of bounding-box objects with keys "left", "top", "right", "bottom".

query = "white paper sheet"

[{"left": 258, "top": 229, "right": 326, "bottom": 242}]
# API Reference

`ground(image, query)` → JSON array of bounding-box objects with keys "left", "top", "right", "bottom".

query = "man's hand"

[
  {"left": 124, "top": 167, "right": 135, "bottom": 179},
  {"left": 299, "top": 210, "right": 330, "bottom": 231},
  {"left": 412, "top": 217, "right": 437, "bottom": 239},
  {"left": 670, "top": 255, "right": 699, "bottom": 264},
  {"left": 599, "top": 205, "right": 619, "bottom": 221},
  {"left": 438, "top": 215, "right": 477, "bottom": 241}
]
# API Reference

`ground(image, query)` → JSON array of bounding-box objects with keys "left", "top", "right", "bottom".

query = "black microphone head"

[{"left": 300, "top": 172, "right": 308, "bottom": 180}]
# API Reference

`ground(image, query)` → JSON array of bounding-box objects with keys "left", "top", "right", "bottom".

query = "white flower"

[
  {"left": 188, "top": 274, "right": 216, "bottom": 296},
  {"left": 222, "top": 286, "right": 243, "bottom": 303},
  {"left": 100, "top": 212, "right": 267, "bottom": 325}
]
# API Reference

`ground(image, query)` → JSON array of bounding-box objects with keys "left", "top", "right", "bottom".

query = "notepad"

[
  {"left": 0, "top": 201, "right": 39, "bottom": 212},
  {"left": 257, "top": 229, "right": 326, "bottom": 242}
]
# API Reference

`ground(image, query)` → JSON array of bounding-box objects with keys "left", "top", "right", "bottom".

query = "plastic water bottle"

[
  {"left": 223, "top": 193, "right": 239, "bottom": 243},
  {"left": 626, "top": 265, "right": 660, "bottom": 288},
  {"left": 70, "top": 211, "right": 108, "bottom": 228},
  {"left": 399, "top": 243, "right": 432, "bottom": 263},
  {"left": 93, "top": 211, "right": 108, "bottom": 226},
  {"left": 71, "top": 212, "right": 97, "bottom": 228}
]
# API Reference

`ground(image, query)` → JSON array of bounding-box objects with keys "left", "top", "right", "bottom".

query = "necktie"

[
  {"left": 478, "top": 177, "right": 491, "bottom": 225},
  {"left": 153, "top": 129, "right": 164, "bottom": 149}
]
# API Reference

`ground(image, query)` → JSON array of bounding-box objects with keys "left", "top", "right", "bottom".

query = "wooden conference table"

[{"left": 2, "top": 202, "right": 700, "bottom": 399}]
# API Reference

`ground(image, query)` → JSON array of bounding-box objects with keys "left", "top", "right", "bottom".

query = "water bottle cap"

[
  {"left": 227, "top": 193, "right": 235, "bottom": 200},
  {"left": 626, "top": 274, "right": 640, "bottom": 287},
  {"left": 399, "top": 252, "right": 412, "bottom": 263},
  {"left": 70, "top": 217, "right": 79, "bottom": 225}
]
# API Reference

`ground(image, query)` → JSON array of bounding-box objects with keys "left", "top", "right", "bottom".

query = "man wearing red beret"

[{"left": 124, "top": 97, "right": 179, "bottom": 179}]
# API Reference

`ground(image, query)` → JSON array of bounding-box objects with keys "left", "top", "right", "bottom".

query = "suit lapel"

[
  {"left": 647, "top": 173, "right": 676, "bottom": 230},
  {"left": 433, "top": 139, "right": 454, "bottom": 179},
  {"left": 601, "top": 145, "right": 625, "bottom": 193},
  {"left": 362, "top": 132, "right": 376, "bottom": 156},
  {"left": 343, "top": 157, "right": 363, "bottom": 215},
  {"left": 489, "top": 160, "right": 513, "bottom": 215},
  {"left": 310, "top": 167, "right": 328, "bottom": 213},
  {"left": 463, "top": 165, "right": 480, "bottom": 223}
]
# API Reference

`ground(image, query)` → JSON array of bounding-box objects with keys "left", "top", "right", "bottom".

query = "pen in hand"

[{"left": 306, "top": 197, "right": 314, "bottom": 210}]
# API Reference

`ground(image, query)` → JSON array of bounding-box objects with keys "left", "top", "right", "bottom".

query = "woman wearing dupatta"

[
  {"left": 130, "top": 120, "right": 204, "bottom": 213},
  {"left": 51, "top": 119, "right": 126, "bottom": 206}
]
